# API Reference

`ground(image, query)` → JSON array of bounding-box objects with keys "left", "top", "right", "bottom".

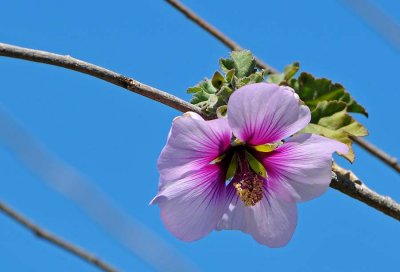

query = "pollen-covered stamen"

[
  {"left": 233, "top": 173, "right": 264, "bottom": 206},
  {"left": 232, "top": 151, "right": 265, "bottom": 206}
]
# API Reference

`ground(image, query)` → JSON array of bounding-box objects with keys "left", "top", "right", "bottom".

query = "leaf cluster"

[
  {"left": 187, "top": 50, "right": 264, "bottom": 117},
  {"left": 187, "top": 50, "right": 368, "bottom": 161}
]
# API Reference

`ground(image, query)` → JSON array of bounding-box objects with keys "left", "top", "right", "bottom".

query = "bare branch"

[
  {"left": 332, "top": 164, "right": 400, "bottom": 220},
  {"left": 164, "top": 0, "right": 278, "bottom": 74},
  {"left": 0, "top": 43, "right": 398, "bottom": 222},
  {"left": 0, "top": 201, "right": 118, "bottom": 272},
  {"left": 341, "top": 0, "right": 400, "bottom": 52},
  {"left": 164, "top": 0, "right": 400, "bottom": 174},
  {"left": 0, "top": 43, "right": 202, "bottom": 116},
  {"left": 351, "top": 136, "right": 400, "bottom": 173},
  {"left": 0, "top": 108, "right": 197, "bottom": 272}
]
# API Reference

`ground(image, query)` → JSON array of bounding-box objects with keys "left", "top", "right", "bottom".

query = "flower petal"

[
  {"left": 217, "top": 184, "right": 297, "bottom": 247},
  {"left": 227, "top": 83, "right": 310, "bottom": 145},
  {"left": 152, "top": 164, "right": 226, "bottom": 241},
  {"left": 158, "top": 112, "right": 232, "bottom": 184},
  {"left": 260, "top": 133, "right": 349, "bottom": 202}
]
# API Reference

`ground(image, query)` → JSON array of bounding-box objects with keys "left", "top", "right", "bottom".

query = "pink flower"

[{"left": 151, "top": 83, "right": 348, "bottom": 247}]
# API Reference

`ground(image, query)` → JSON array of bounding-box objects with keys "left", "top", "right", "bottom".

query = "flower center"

[
  {"left": 211, "top": 140, "right": 280, "bottom": 207},
  {"left": 233, "top": 172, "right": 264, "bottom": 206},
  {"left": 231, "top": 150, "right": 265, "bottom": 206}
]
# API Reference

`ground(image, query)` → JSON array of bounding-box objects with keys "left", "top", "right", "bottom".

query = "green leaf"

[
  {"left": 245, "top": 150, "right": 267, "bottom": 178},
  {"left": 226, "top": 153, "right": 238, "bottom": 181},
  {"left": 211, "top": 71, "right": 225, "bottom": 89},
  {"left": 206, "top": 94, "right": 225, "bottom": 114},
  {"left": 190, "top": 90, "right": 210, "bottom": 104},
  {"left": 266, "top": 73, "right": 285, "bottom": 84},
  {"left": 305, "top": 102, "right": 368, "bottom": 162},
  {"left": 302, "top": 123, "right": 355, "bottom": 162},
  {"left": 266, "top": 62, "right": 299, "bottom": 85},
  {"left": 190, "top": 51, "right": 262, "bottom": 115},
  {"left": 217, "top": 86, "right": 233, "bottom": 103},
  {"left": 188, "top": 78, "right": 220, "bottom": 110},
  {"left": 237, "top": 71, "right": 264, "bottom": 88},
  {"left": 216, "top": 105, "right": 228, "bottom": 118},
  {"left": 289, "top": 72, "right": 368, "bottom": 162},
  {"left": 318, "top": 111, "right": 368, "bottom": 137},
  {"left": 225, "top": 69, "right": 236, "bottom": 83},
  {"left": 199, "top": 80, "right": 217, "bottom": 94},
  {"left": 219, "top": 58, "right": 235, "bottom": 73},
  {"left": 187, "top": 86, "right": 202, "bottom": 94},
  {"left": 311, "top": 101, "right": 347, "bottom": 123},
  {"left": 283, "top": 62, "right": 300, "bottom": 81},
  {"left": 187, "top": 78, "right": 218, "bottom": 106},
  {"left": 219, "top": 50, "right": 256, "bottom": 78},
  {"left": 290, "top": 72, "right": 368, "bottom": 116}
]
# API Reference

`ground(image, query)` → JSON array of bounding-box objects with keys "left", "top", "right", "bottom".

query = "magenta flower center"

[{"left": 213, "top": 143, "right": 268, "bottom": 207}]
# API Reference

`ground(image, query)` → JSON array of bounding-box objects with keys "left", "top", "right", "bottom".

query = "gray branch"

[
  {"left": 0, "top": 201, "right": 118, "bottom": 272},
  {"left": 0, "top": 43, "right": 202, "bottom": 116},
  {"left": 0, "top": 42, "right": 398, "bottom": 222},
  {"left": 332, "top": 164, "right": 400, "bottom": 220}
]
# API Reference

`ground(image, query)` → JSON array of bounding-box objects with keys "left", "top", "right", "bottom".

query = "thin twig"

[
  {"left": 351, "top": 136, "right": 400, "bottom": 173},
  {"left": 332, "top": 164, "right": 400, "bottom": 220},
  {"left": 0, "top": 201, "right": 118, "bottom": 272},
  {"left": 341, "top": 0, "right": 400, "bottom": 52},
  {"left": 0, "top": 43, "right": 201, "bottom": 116},
  {"left": 0, "top": 42, "right": 398, "bottom": 222},
  {"left": 164, "top": 0, "right": 278, "bottom": 74},
  {"left": 0, "top": 107, "right": 197, "bottom": 272},
  {"left": 164, "top": 0, "right": 400, "bottom": 174}
]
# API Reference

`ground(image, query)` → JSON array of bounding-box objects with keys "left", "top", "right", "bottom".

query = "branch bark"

[
  {"left": 0, "top": 43, "right": 201, "bottom": 116},
  {"left": 332, "top": 164, "right": 400, "bottom": 220},
  {"left": 0, "top": 42, "right": 398, "bottom": 222},
  {"left": 164, "top": 0, "right": 400, "bottom": 174},
  {"left": 351, "top": 136, "right": 400, "bottom": 173},
  {"left": 0, "top": 107, "right": 197, "bottom": 272},
  {"left": 165, "top": 0, "right": 278, "bottom": 74},
  {"left": 0, "top": 201, "right": 118, "bottom": 272}
]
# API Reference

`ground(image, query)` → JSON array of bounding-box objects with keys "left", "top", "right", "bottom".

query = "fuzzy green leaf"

[
  {"left": 283, "top": 62, "right": 300, "bottom": 81},
  {"left": 217, "top": 86, "right": 233, "bottom": 103},
  {"left": 237, "top": 71, "right": 264, "bottom": 88},
  {"left": 220, "top": 50, "right": 256, "bottom": 78},
  {"left": 302, "top": 123, "right": 355, "bottom": 161},
  {"left": 305, "top": 101, "right": 368, "bottom": 162},
  {"left": 290, "top": 72, "right": 368, "bottom": 116},
  {"left": 266, "top": 62, "right": 299, "bottom": 85},
  {"left": 206, "top": 94, "right": 225, "bottom": 114},
  {"left": 266, "top": 73, "right": 285, "bottom": 84},
  {"left": 318, "top": 111, "right": 368, "bottom": 137},
  {"left": 199, "top": 80, "right": 217, "bottom": 94},
  {"left": 211, "top": 71, "right": 226, "bottom": 89},
  {"left": 190, "top": 90, "right": 210, "bottom": 105},
  {"left": 311, "top": 101, "right": 347, "bottom": 123},
  {"left": 187, "top": 86, "right": 202, "bottom": 94},
  {"left": 216, "top": 105, "right": 228, "bottom": 118},
  {"left": 225, "top": 69, "right": 236, "bottom": 83}
]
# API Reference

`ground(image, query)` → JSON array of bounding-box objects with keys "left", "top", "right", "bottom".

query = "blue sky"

[{"left": 1, "top": 0, "right": 399, "bottom": 271}]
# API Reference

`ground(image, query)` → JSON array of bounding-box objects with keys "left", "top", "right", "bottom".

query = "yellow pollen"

[{"left": 233, "top": 176, "right": 264, "bottom": 206}]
